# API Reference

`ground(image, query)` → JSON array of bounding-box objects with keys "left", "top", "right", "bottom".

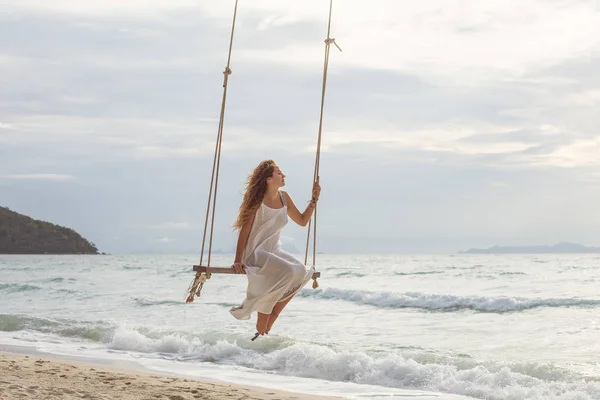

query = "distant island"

[
  {"left": 0, "top": 206, "right": 99, "bottom": 254},
  {"left": 460, "top": 242, "right": 600, "bottom": 254}
]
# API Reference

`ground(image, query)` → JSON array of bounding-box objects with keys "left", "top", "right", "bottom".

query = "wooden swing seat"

[{"left": 193, "top": 265, "right": 321, "bottom": 279}]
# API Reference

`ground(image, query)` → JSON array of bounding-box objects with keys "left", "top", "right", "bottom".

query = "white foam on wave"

[
  {"left": 298, "top": 288, "right": 600, "bottom": 313},
  {"left": 106, "top": 326, "right": 600, "bottom": 400}
]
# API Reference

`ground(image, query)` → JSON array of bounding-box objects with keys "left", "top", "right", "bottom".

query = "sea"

[{"left": 2, "top": 253, "right": 600, "bottom": 400}]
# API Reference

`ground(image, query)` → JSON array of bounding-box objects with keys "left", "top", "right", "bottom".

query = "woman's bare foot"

[{"left": 256, "top": 312, "right": 270, "bottom": 335}]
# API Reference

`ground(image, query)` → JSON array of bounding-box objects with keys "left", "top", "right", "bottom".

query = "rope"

[
  {"left": 186, "top": 0, "right": 239, "bottom": 303},
  {"left": 304, "top": 0, "right": 341, "bottom": 289}
]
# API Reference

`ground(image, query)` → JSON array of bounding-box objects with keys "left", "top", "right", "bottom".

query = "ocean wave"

[
  {"left": 133, "top": 297, "right": 184, "bottom": 307},
  {"left": 46, "top": 277, "right": 76, "bottom": 283},
  {"left": 0, "top": 283, "right": 41, "bottom": 292},
  {"left": 105, "top": 326, "right": 600, "bottom": 400},
  {"left": 334, "top": 271, "right": 366, "bottom": 278},
  {"left": 170, "top": 270, "right": 193, "bottom": 277},
  {"left": 395, "top": 271, "right": 444, "bottom": 276},
  {"left": 4, "top": 316, "right": 599, "bottom": 399},
  {"left": 0, "top": 314, "right": 114, "bottom": 342},
  {"left": 297, "top": 288, "right": 600, "bottom": 313}
]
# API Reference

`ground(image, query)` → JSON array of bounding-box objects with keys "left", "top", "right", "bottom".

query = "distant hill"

[
  {"left": 0, "top": 206, "right": 99, "bottom": 254},
  {"left": 460, "top": 242, "right": 600, "bottom": 254}
]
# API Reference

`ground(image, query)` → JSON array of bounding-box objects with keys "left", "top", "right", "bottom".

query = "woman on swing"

[{"left": 229, "top": 159, "right": 321, "bottom": 337}]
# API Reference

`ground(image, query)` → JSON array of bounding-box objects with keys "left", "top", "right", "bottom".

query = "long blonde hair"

[{"left": 233, "top": 160, "right": 276, "bottom": 230}]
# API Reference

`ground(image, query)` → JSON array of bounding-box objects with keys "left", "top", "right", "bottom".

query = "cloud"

[
  {"left": 7, "top": 1, "right": 600, "bottom": 80},
  {"left": 457, "top": 128, "right": 566, "bottom": 145},
  {"left": 0, "top": 173, "right": 75, "bottom": 181},
  {"left": 2, "top": 6, "right": 598, "bottom": 166},
  {"left": 1, "top": 2, "right": 600, "bottom": 253},
  {"left": 217, "top": 0, "right": 600, "bottom": 82},
  {"left": 0, "top": 114, "right": 219, "bottom": 162},
  {"left": 151, "top": 222, "right": 193, "bottom": 230},
  {"left": 2, "top": 0, "right": 203, "bottom": 16},
  {"left": 561, "top": 89, "right": 600, "bottom": 106}
]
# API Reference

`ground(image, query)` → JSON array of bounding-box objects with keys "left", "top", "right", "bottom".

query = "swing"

[{"left": 185, "top": 0, "right": 341, "bottom": 304}]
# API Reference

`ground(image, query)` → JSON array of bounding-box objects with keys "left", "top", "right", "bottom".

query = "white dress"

[{"left": 230, "top": 191, "right": 314, "bottom": 320}]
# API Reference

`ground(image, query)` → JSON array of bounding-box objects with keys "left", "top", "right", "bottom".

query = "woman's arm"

[
  {"left": 232, "top": 213, "right": 255, "bottom": 273},
  {"left": 283, "top": 191, "right": 315, "bottom": 227},
  {"left": 283, "top": 178, "right": 320, "bottom": 227}
]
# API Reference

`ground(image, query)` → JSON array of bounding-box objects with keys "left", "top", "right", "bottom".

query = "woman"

[{"left": 229, "top": 159, "right": 321, "bottom": 337}]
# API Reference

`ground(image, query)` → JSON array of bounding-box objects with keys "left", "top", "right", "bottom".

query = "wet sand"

[{"left": 0, "top": 351, "right": 341, "bottom": 400}]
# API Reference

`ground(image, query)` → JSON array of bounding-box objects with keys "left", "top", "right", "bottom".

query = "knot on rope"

[
  {"left": 222, "top": 67, "right": 233, "bottom": 87},
  {"left": 324, "top": 38, "right": 342, "bottom": 52},
  {"left": 185, "top": 272, "right": 210, "bottom": 303}
]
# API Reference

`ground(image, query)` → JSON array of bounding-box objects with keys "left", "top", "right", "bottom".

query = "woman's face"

[{"left": 268, "top": 165, "right": 286, "bottom": 188}]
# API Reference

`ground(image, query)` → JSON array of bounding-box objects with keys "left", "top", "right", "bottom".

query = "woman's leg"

[
  {"left": 256, "top": 312, "right": 270, "bottom": 335},
  {"left": 265, "top": 294, "right": 295, "bottom": 334}
]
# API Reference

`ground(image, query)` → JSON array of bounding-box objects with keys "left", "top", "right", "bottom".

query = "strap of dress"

[{"left": 280, "top": 190, "right": 287, "bottom": 207}]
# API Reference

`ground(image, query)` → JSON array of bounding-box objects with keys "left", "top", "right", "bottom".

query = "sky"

[{"left": 1, "top": 0, "right": 600, "bottom": 254}]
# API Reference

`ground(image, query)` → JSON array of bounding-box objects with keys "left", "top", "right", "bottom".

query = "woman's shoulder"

[{"left": 279, "top": 190, "right": 290, "bottom": 206}]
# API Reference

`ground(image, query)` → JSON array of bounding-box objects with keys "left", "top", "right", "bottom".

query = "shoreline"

[{"left": 0, "top": 349, "right": 341, "bottom": 400}]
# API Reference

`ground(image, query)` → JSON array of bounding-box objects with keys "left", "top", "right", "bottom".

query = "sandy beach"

[{"left": 0, "top": 351, "right": 340, "bottom": 400}]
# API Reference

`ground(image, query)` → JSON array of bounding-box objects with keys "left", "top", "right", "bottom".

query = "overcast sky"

[{"left": 1, "top": 0, "right": 600, "bottom": 254}]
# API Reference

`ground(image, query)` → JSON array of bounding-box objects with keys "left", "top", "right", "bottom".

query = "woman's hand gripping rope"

[{"left": 311, "top": 177, "right": 321, "bottom": 205}]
